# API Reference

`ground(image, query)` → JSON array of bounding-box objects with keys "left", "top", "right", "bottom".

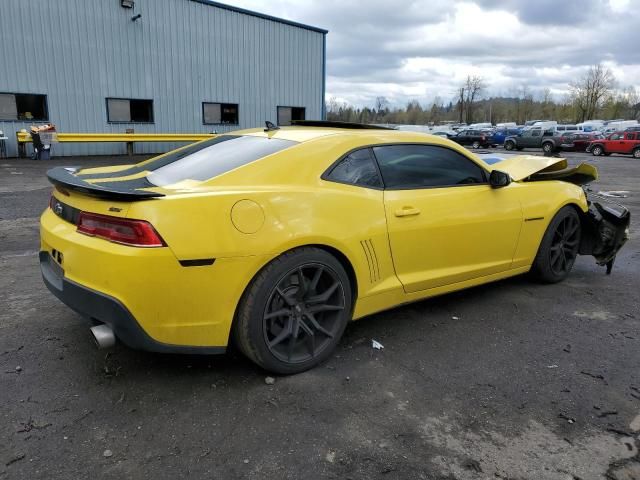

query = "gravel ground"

[{"left": 1, "top": 150, "right": 639, "bottom": 479}]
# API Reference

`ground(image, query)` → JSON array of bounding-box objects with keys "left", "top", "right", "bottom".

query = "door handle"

[{"left": 395, "top": 206, "right": 421, "bottom": 217}]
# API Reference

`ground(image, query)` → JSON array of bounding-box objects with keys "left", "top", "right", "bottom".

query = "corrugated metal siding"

[{"left": 0, "top": 0, "right": 325, "bottom": 156}]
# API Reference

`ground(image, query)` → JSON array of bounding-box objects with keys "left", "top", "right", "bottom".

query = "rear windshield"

[{"left": 146, "top": 135, "right": 296, "bottom": 186}]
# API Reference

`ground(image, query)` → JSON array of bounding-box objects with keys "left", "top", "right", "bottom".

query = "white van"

[
  {"left": 577, "top": 120, "right": 604, "bottom": 132},
  {"left": 523, "top": 121, "right": 556, "bottom": 131},
  {"left": 554, "top": 125, "right": 583, "bottom": 133},
  {"left": 601, "top": 120, "right": 638, "bottom": 135}
]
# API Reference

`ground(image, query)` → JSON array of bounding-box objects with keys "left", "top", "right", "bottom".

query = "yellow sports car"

[{"left": 40, "top": 121, "right": 630, "bottom": 374}]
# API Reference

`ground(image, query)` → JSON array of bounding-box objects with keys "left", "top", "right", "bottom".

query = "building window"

[
  {"left": 0, "top": 93, "right": 48, "bottom": 121},
  {"left": 106, "top": 98, "right": 154, "bottom": 123},
  {"left": 203, "top": 102, "right": 239, "bottom": 125},
  {"left": 277, "top": 106, "right": 305, "bottom": 126}
]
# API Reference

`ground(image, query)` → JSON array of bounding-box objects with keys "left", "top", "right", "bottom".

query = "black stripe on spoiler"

[{"left": 46, "top": 167, "right": 164, "bottom": 200}]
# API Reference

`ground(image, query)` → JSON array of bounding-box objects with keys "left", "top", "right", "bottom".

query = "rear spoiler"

[{"left": 47, "top": 167, "right": 164, "bottom": 200}]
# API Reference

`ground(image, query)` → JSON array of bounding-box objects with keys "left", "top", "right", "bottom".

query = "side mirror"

[{"left": 489, "top": 170, "right": 511, "bottom": 188}]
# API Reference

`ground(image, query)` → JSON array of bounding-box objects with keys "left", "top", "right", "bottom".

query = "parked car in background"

[
  {"left": 587, "top": 131, "right": 640, "bottom": 158},
  {"left": 504, "top": 128, "right": 563, "bottom": 153},
  {"left": 452, "top": 129, "right": 492, "bottom": 148},
  {"left": 489, "top": 128, "right": 521, "bottom": 146},
  {"left": 431, "top": 131, "right": 458, "bottom": 139},
  {"left": 560, "top": 132, "right": 603, "bottom": 152},
  {"left": 469, "top": 122, "right": 493, "bottom": 129},
  {"left": 577, "top": 120, "right": 605, "bottom": 132},
  {"left": 554, "top": 125, "right": 582, "bottom": 134},
  {"left": 601, "top": 120, "right": 639, "bottom": 136}
]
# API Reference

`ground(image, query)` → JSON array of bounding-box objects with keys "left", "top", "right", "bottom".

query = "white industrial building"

[{"left": 0, "top": 0, "right": 327, "bottom": 156}]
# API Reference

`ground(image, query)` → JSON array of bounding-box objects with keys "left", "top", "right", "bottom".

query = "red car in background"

[
  {"left": 586, "top": 131, "right": 640, "bottom": 158},
  {"left": 560, "top": 132, "right": 603, "bottom": 152}
]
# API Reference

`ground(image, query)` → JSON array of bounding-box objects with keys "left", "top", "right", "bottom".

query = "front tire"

[
  {"left": 472, "top": 141, "right": 481, "bottom": 149},
  {"left": 233, "top": 247, "right": 353, "bottom": 374},
  {"left": 633, "top": 148, "right": 640, "bottom": 159},
  {"left": 592, "top": 145, "right": 603, "bottom": 156},
  {"left": 542, "top": 142, "right": 553, "bottom": 153},
  {"left": 504, "top": 141, "right": 515, "bottom": 151},
  {"left": 531, "top": 206, "right": 581, "bottom": 283}
]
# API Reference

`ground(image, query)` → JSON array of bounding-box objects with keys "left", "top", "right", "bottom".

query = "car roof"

[{"left": 232, "top": 125, "right": 455, "bottom": 145}]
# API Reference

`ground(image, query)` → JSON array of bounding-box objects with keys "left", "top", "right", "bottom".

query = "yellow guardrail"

[{"left": 16, "top": 132, "right": 215, "bottom": 143}]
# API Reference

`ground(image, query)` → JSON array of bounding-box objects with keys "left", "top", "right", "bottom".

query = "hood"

[{"left": 478, "top": 154, "right": 598, "bottom": 185}]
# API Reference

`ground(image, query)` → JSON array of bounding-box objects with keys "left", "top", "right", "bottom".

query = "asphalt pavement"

[{"left": 1, "top": 149, "right": 639, "bottom": 479}]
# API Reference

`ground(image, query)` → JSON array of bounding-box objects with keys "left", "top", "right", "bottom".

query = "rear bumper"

[
  {"left": 40, "top": 207, "right": 272, "bottom": 352},
  {"left": 40, "top": 251, "right": 225, "bottom": 354}
]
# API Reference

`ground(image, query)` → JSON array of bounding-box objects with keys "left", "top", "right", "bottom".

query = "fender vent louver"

[{"left": 360, "top": 239, "right": 380, "bottom": 283}]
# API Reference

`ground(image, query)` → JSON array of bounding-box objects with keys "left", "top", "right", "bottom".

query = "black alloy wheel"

[
  {"left": 531, "top": 206, "right": 581, "bottom": 283},
  {"left": 233, "top": 247, "right": 352, "bottom": 374},
  {"left": 548, "top": 214, "right": 580, "bottom": 276},
  {"left": 263, "top": 263, "right": 345, "bottom": 364}
]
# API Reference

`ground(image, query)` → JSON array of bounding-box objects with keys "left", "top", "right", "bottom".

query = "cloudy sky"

[{"left": 224, "top": 0, "right": 639, "bottom": 108}]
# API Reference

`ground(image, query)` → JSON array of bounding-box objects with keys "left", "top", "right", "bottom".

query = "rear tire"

[
  {"left": 531, "top": 206, "right": 581, "bottom": 283},
  {"left": 233, "top": 247, "right": 353, "bottom": 374},
  {"left": 472, "top": 141, "right": 481, "bottom": 149},
  {"left": 633, "top": 148, "right": 640, "bottom": 159},
  {"left": 592, "top": 145, "right": 603, "bottom": 156},
  {"left": 504, "top": 141, "right": 515, "bottom": 151}
]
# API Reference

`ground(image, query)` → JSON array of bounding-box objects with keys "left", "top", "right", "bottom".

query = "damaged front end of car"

[
  {"left": 578, "top": 191, "right": 630, "bottom": 274},
  {"left": 513, "top": 158, "right": 631, "bottom": 274}
]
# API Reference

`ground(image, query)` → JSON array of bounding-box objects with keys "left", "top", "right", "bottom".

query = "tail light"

[{"left": 77, "top": 212, "right": 166, "bottom": 247}]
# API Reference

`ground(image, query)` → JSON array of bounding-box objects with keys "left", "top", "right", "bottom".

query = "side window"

[
  {"left": 325, "top": 149, "right": 382, "bottom": 188},
  {"left": 611, "top": 133, "right": 622, "bottom": 140},
  {"left": 372, "top": 144, "right": 486, "bottom": 189},
  {"left": 531, "top": 130, "right": 541, "bottom": 137}
]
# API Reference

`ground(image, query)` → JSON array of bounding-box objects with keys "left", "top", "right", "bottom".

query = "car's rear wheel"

[
  {"left": 504, "top": 141, "right": 515, "bottom": 151},
  {"left": 472, "top": 140, "right": 481, "bottom": 149},
  {"left": 531, "top": 206, "right": 581, "bottom": 283},
  {"left": 592, "top": 145, "right": 603, "bottom": 156},
  {"left": 633, "top": 148, "right": 640, "bottom": 159},
  {"left": 233, "top": 247, "right": 352, "bottom": 374}
]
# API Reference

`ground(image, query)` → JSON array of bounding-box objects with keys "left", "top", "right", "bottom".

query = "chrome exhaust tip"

[{"left": 90, "top": 324, "right": 116, "bottom": 349}]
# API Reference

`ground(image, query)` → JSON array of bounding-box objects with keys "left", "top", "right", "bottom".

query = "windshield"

[{"left": 146, "top": 135, "right": 296, "bottom": 186}]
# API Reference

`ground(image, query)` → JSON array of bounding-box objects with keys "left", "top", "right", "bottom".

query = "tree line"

[{"left": 326, "top": 64, "right": 640, "bottom": 126}]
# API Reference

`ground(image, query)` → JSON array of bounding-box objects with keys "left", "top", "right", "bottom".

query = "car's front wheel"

[
  {"left": 531, "top": 206, "right": 581, "bottom": 283},
  {"left": 592, "top": 145, "right": 603, "bottom": 156},
  {"left": 233, "top": 247, "right": 352, "bottom": 374},
  {"left": 542, "top": 142, "right": 554, "bottom": 153},
  {"left": 633, "top": 148, "right": 640, "bottom": 159},
  {"left": 472, "top": 140, "right": 481, "bottom": 149},
  {"left": 504, "top": 141, "right": 515, "bottom": 151}
]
